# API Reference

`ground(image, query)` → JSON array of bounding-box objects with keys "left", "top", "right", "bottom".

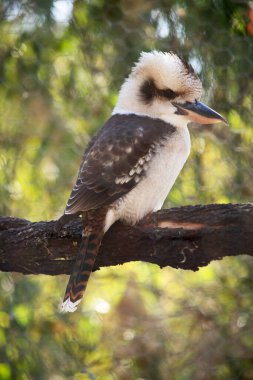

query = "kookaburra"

[{"left": 60, "top": 51, "right": 227, "bottom": 312}]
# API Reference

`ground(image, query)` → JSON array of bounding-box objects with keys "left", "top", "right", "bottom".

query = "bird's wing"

[{"left": 65, "top": 114, "right": 175, "bottom": 214}]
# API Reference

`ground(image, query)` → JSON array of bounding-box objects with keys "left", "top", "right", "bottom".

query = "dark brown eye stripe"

[
  {"left": 140, "top": 78, "right": 179, "bottom": 104},
  {"left": 158, "top": 88, "right": 178, "bottom": 100}
]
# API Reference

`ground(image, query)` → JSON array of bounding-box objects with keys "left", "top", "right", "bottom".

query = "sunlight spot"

[
  {"left": 1, "top": 276, "right": 14, "bottom": 294},
  {"left": 237, "top": 314, "right": 248, "bottom": 328},
  {"left": 8, "top": 180, "right": 23, "bottom": 200},
  {"left": 151, "top": 9, "right": 170, "bottom": 38},
  {"left": 123, "top": 329, "right": 135, "bottom": 341},
  {"left": 94, "top": 298, "right": 110, "bottom": 314},
  {"left": 189, "top": 56, "right": 203, "bottom": 75},
  {"left": 52, "top": 0, "right": 73, "bottom": 24}
]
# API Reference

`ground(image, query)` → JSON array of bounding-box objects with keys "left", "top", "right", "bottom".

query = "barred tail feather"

[{"left": 61, "top": 230, "right": 103, "bottom": 313}]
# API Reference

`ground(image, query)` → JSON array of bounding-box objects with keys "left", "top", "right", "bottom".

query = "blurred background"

[{"left": 1, "top": 0, "right": 253, "bottom": 379}]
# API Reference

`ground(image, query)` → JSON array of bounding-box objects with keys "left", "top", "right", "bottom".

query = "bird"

[{"left": 60, "top": 50, "right": 227, "bottom": 312}]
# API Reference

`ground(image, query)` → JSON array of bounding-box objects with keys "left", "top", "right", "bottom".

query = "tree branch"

[{"left": 1, "top": 203, "right": 253, "bottom": 276}]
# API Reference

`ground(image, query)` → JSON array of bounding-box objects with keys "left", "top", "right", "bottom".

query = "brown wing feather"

[{"left": 65, "top": 114, "right": 175, "bottom": 214}]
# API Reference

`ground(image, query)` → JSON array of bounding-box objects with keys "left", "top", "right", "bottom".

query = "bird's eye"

[
  {"left": 160, "top": 88, "right": 178, "bottom": 100},
  {"left": 140, "top": 79, "right": 179, "bottom": 104}
]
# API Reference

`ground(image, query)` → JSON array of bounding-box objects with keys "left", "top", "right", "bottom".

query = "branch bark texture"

[{"left": 0, "top": 203, "right": 253, "bottom": 276}]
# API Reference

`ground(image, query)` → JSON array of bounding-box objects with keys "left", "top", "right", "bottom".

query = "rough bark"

[{"left": 0, "top": 203, "right": 253, "bottom": 276}]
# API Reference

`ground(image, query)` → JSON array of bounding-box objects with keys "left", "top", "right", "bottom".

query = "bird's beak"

[{"left": 172, "top": 100, "right": 228, "bottom": 125}]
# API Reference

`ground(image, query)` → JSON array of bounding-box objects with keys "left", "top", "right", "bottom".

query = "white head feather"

[{"left": 113, "top": 51, "right": 202, "bottom": 127}]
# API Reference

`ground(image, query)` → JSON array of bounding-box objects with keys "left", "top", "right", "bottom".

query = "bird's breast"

[{"left": 104, "top": 127, "right": 191, "bottom": 231}]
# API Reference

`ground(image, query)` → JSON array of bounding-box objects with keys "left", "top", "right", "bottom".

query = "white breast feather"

[{"left": 104, "top": 126, "right": 190, "bottom": 232}]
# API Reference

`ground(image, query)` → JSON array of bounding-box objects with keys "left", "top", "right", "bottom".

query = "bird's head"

[{"left": 113, "top": 51, "right": 227, "bottom": 127}]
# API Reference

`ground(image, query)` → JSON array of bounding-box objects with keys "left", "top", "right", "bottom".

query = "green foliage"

[{"left": 1, "top": 0, "right": 253, "bottom": 378}]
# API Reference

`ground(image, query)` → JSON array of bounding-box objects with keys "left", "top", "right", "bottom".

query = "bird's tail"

[{"left": 61, "top": 223, "right": 104, "bottom": 313}]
